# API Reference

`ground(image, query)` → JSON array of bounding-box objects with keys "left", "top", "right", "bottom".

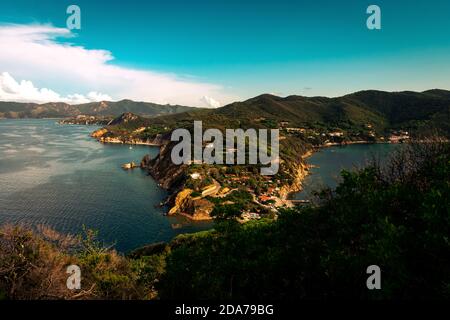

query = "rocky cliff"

[
  {"left": 91, "top": 128, "right": 164, "bottom": 146},
  {"left": 139, "top": 137, "right": 218, "bottom": 220},
  {"left": 168, "top": 189, "right": 193, "bottom": 215},
  {"left": 141, "top": 140, "right": 188, "bottom": 190},
  {"left": 278, "top": 161, "right": 310, "bottom": 199},
  {"left": 165, "top": 188, "right": 214, "bottom": 220}
]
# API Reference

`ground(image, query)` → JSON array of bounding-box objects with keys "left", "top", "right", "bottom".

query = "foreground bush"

[
  {"left": 158, "top": 140, "right": 450, "bottom": 299},
  {"left": 1, "top": 140, "right": 448, "bottom": 300},
  {"left": 0, "top": 226, "right": 163, "bottom": 299}
]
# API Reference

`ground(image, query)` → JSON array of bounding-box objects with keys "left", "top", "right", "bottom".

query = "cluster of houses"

[
  {"left": 282, "top": 121, "right": 412, "bottom": 144},
  {"left": 240, "top": 211, "right": 261, "bottom": 222},
  {"left": 389, "top": 130, "right": 410, "bottom": 143},
  {"left": 183, "top": 121, "right": 413, "bottom": 223},
  {"left": 282, "top": 123, "right": 345, "bottom": 140}
]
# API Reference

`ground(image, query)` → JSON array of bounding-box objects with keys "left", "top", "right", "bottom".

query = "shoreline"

[
  {"left": 91, "top": 129, "right": 409, "bottom": 216},
  {"left": 276, "top": 150, "right": 314, "bottom": 206},
  {"left": 97, "top": 139, "right": 162, "bottom": 147},
  {"left": 282, "top": 140, "right": 391, "bottom": 203}
]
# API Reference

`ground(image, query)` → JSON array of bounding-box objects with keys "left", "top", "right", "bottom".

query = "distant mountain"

[
  {"left": 141, "top": 89, "right": 450, "bottom": 135},
  {"left": 4, "top": 89, "right": 449, "bottom": 136},
  {"left": 0, "top": 99, "right": 199, "bottom": 119}
]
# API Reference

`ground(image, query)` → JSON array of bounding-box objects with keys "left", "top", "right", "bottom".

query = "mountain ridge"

[
  {"left": 2, "top": 89, "right": 450, "bottom": 136},
  {"left": 0, "top": 99, "right": 200, "bottom": 119},
  {"left": 128, "top": 89, "right": 450, "bottom": 136}
]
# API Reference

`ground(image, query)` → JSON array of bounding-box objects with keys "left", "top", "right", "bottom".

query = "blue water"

[
  {"left": 0, "top": 119, "right": 212, "bottom": 252},
  {"left": 294, "top": 143, "right": 400, "bottom": 200}
]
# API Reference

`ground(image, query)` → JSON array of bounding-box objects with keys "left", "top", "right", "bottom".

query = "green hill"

[
  {"left": 3, "top": 90, "right": 449, "bottom": 135},
  {"left": 138, "top": 89, "right": 450, "bottom": 136},
  {"left": 0, "top": 99, "right": 199, "bottom": 119}
]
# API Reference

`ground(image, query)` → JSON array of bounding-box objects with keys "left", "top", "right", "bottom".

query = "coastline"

[
  {"left": 97, "top": 138, "right": 162, "bottom": 147},
  {"left": 278, "top": 150, "right": 314, "bottom": 205},
  {"left": 88, "top": 124, "right": 408, "bottom": 218},
  {"left": 322, "top": 140, "right": 389, "bottom": 147},
  {"left": 281, "top": 140, "right": 393, "bottom": 203},
  {"left": 90, "top": 128, "right": 163, "bottom": 147}
]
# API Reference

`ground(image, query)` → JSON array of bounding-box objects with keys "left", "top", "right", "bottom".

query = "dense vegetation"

[
  {"left": 157, "top": 140, "right": 450, "bottom": 299},
  {"left": 139, "top": 90, "right": 450, "bottom": 137},
  {"left": 1, "top": 140, "right": 448, "bottom": 300}
]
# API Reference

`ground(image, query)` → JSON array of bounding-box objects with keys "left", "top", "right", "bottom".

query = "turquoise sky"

[{"left": 1, "top": 0, "right": 449, "bottom": 104}]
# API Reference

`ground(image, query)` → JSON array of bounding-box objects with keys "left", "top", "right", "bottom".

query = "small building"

[
  {"left": 329, "top": 131, "right": 344, "bottom": 137},
  {"left": 190, "top": 172, "right": 201, "bottom": 180},
  {"left": 133, "top": 127, "right": 147, "bottom": 134},
  {"left": 389, "top": 130, "right": 410, "bottom": 143},
  {"left": 286, "top": 127, "right": 306, "bottom": 133},
  {"left": 259, "top": 195, "right": 273, "bottom": 202}
]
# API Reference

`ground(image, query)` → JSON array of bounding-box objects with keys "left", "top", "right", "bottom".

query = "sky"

[{"left": 0, "top": 0, "right": 449, "bottom": 107}]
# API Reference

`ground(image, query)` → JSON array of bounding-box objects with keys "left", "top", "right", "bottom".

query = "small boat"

[
  {"left": 129, "top": 146, "right": 133, "bottom": 150},
  {"left": 121, "top": 161, "right": 137, "bottom": 170}
]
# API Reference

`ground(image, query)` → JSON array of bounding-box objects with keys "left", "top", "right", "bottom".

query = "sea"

[
  {"left": 0, "top": 119, "right": 211, "bottom": 252},
  {"left": 293, "top": 143, "right": 400, "bottom": 200},
  {"left": 0, "top": 119, "right": 399, "bottom": 252}
]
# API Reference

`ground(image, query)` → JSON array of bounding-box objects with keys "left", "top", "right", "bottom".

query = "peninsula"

[{"left": 87, "top": 89, "right": 450, "bottom": 221}]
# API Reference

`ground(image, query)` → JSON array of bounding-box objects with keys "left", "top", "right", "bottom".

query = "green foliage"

[
  {"left": 0, "top": 225, "right": 164, "bottom": 300},
  {"left": 0, "top": 100, "right": 197, "bottom": 119},
  {"left": 157, "top": 141, "right": 450, "bottom": 300},
  {"left": 1, "top": 140, "right": 449, "bottom": 300},
  {"left": 211, "top": 203, "right": 243, "bottom": 220},
  {"left": 210, "top": 189, "right": 254, "bottom": 219}
]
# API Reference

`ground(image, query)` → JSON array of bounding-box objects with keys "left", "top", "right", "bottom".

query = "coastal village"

[{"left": 87, "top": 114, "right": 412, "bottom": 223}]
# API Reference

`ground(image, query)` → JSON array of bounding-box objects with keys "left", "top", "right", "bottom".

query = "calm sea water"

[
  {"left": 0, "top": 120, "right": 399, "bottom": 251},
  {"left": 293, "top": 143, "right": 400, "bottom": 200},
  {"left": 0, "top": 119, "right": 211, "bottom": 252}
]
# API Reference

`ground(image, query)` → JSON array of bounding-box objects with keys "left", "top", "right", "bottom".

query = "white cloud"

[
  {"left": 0, "top": 72, "right": 111, "bottom": 104},
  {"left": 0, "top": 24, "right": 236, "bottom": 107},
  {"left": 200, "top": 95, "right": 221, "bottom": 108}
]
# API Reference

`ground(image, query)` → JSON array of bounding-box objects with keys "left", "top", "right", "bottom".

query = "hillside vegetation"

[
  {"left": 129, "top": 90, "right": 450, "bottom": 136},
  {"left": 0, "top": 99, "right": 198, "bottom": 119},
  {"left": 1, "top": 140, "right": 448, "bottom": 300},
  {"left": 94, "top": 89, "right": 450, "bottom": 223}
]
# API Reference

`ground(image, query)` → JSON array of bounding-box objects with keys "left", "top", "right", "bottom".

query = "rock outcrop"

[
  {"left": 91, "top": 129, "right": 163, "bottom": 146},
  {"left": 91, "top": 128, "right": 108, "bottom": 138},
  {"left": 168, "top": 189, "right": 193, "bottom": 215},
  {"left": 122, "top": 162, "right": 138, "bottom": 170},
  {"left": 278, "top": 161, "right": 309, "bottom": 199},
  {"left": 166, "top": 188, "right": 214, "bottom": 220},
  {"left": 141, "top": 140, "right": 188, "bottom": 190},
  {"left": 186, "top": 199, "right": 214, "bottom": 220}
]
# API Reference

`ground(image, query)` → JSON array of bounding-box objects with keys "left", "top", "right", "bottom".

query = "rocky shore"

[
  {"left": 58, "top": 116, "right": 112, "bottom": 126},
  {"left": 278, "top": 151, "right": 312, "bottom": 202},
  {"left": 90, "top": 128, "right": 164, "bottom": 146},
  {"left": 138, "top": 134, "right": 315, "bottom": 220},
  {"left": 139, "top": 141, "right": 215, "bottom": 220}
]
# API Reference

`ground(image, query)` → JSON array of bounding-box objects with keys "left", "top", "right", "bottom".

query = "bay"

[
  {"left": 293, "top": 143, "right": 400, "bottom": 200},
  {"left": 0, "top": 119, "right": 211, "bottom": 252}
]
